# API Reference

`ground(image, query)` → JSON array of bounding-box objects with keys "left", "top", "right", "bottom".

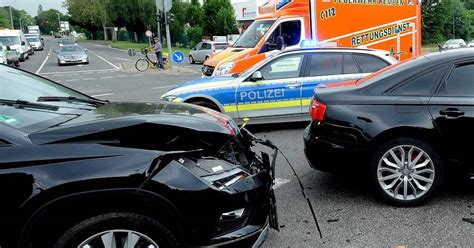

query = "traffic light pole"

[{"left": 164, "top": 1, "right": 172, "bottom": 69}]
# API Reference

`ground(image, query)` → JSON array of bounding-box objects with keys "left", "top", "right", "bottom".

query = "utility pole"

[
  {"left": 452, "top": 0, "right": 455, "bottom": 38},
  {"left": 19, "top": 17, "right": 22, "bottom": 32},
  {"left": 164, "top": 1, "right": 172, "bottom": 69},
  {"left": 9, "top": 6, "right": 14, "bottom": 29},
  {"left": 57, "top": 13, "right": 61, "bottom": 33}
]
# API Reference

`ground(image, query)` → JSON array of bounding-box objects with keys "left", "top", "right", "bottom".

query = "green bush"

[{"left": 187, "top": 26, "right": 203, "bottom": 48}]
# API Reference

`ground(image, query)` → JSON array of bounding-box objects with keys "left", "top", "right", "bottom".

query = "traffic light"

[
  {"left": 166, "top": 12, "right": 174, "bottom": 24},
  {"left": 156, "top": 11, "right": 164, "bottom": 23}
]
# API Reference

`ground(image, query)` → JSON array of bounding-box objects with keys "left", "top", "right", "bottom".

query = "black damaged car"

[{"left": 0, "top": 64, "right": 278, "bottom": 247}]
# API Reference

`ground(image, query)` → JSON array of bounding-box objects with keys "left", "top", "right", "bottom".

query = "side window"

[
  {"left": 195, "top": 42, "right": 203, "bottom": 50},
  {"left": 308, "top": 53, "right": 343, "bottom": 77},
  {"left": 259, "top": 54, "right": 304, "bottom": 80},
  {"left": 439, "top": 63, "right": 474, "bottom": 96},
  {"left": 343, "top": 54, "right": 360, "bottom": 74},
  {"left": 264, "top": 20, "right": 302, "bottom": 52},
  {"left": 353, "top": 54, "right": 390, "bottom": 73},
  {"left": 201, "top": 43, "right": 210, "bottom": 50},
  {"left": 391, "top": 68, "right": 443, "bottom": 96}
]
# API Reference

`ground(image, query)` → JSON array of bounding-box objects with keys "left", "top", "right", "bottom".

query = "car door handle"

[
  {"left": 286, "top": 83, "right": 300, "bottom": 89},
  {"left": 439, "top": 108, "right": 465, "bottom": 117}
]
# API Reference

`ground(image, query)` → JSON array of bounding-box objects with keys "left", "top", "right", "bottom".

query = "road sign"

[
  {"left": 128, "top": 48, "right": 137, "bottom": 57},
  {"left": 172, "top": 51, "right": 184, "bottom": 64},
  {"left": 145, "top": 30, "right": 152, "bottom": 37},
  {"left": 156, "top": 0, "right": 172, "bottom": 12}
]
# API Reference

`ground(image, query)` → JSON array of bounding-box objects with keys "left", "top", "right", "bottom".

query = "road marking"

[
  {"left": 83, "top": 78, "right": 96, "bottom": 81},
  {"left": 114, "top": 57, "right": 133, "bottom": 62},
  {"left": 132, "top": 74, "right": 144, "bottom": 77},
  {"left": 91, "top": 52, "right": 120, "bottom": 70},
  {"left": 39, "top": 69, "right": 117, "bottom": 75},
  {"left": 82, "top": 72, "right": 94, "bottom": 75},
  {"left": 35, "top": 48, "right": 51, "bottom": 74},
  {"left": 66, "top": 79, "right": 80, "bottom": 82},
  {"left": 116, "top": 75, "right": 128, "bottom": 78},
  {"left": 273, "top": 178, "right": 291, "bottom": 190},
  {"left": 91, "top": 93, "right": 114, "bottom": 97},
  {"left": 56, "top": 80, "right": 62, "bottom": 83},
  {"left": 152, "top": 85, "right": 178, "bottom": 89},
  {"left": 100, "top": 76, "right": 114, "bottom": 79}
]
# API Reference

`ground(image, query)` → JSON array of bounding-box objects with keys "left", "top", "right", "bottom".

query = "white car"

[
  {"left": 0, "top": 42, "right": 20, "bottom": 67},
  {"left": 25, "top": 34, "right": 44, "bottom": 51},
  {"left": 0, "top": 29, "right": 30, "bottom": 61},
  {"left": 468, "top": 40, "right": 474, "bottom": 47},
  {"left": 442, "top": 39, "right": 466, "bottom": 50},
  {"left": 189, "top": 41, "right": 230, "bottom": 64}
]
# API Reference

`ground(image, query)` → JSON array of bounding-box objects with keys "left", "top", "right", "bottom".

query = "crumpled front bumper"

[{"left": 210, "top": 218, "right": 270, "bottom": 247}]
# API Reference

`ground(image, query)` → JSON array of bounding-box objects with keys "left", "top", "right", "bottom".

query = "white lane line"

[
  {"left": 152, "top": 85, "right": 179, "bottom": 89},
  {"left": 56, "top": 80, "right": 63, "bottom": 83},
  {"left": 116, "top": 75, "right": 128, "bottom": 78},
  {"left": 83, "top": 78, "right": 96, "bottom": 81},
  {"left": 132, "top": 74, "right": 144, "bottom": 77},
  {"left": 273, "top": 178, "right": 291, "bottom": 190},
  {"left": 82, "top": 72, "right": 94, "bottom": 75},
  {"left": 100, "top": 76, "right": 114, "bottom": 79},
  {"left": 114, "top": 57, "right": 133, "bottom": 62},
  {"left": 91, "top": 52, "right": 120, "bottom": 70},
  {"left": 91, "top": 93, "right": 114, "bottom": 97},
  {"left": 39, "top": 69, "right": 117, "bottom": 75},
  {"left": 35, "top": 48, "right": 51, "bottom": 74},
  {"left": 66, "top": 79, "right": 80, "bottom": 82}
]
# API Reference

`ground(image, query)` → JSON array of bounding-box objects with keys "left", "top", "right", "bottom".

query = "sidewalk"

[{"left": 119, "top": 61, "right": 200, "bottom": 75}]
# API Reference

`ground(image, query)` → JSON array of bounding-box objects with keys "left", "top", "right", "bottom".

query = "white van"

[{"left": 0, "top": 29, "right": 30, "bottom": 61}]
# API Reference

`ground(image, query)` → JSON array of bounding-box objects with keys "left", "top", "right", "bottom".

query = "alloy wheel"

[
  {"left": 78, "top": 229, "right": 159, "bottom": 248},
  {"left": 377, "top": 145, "right": 435, "bottom": 201}
]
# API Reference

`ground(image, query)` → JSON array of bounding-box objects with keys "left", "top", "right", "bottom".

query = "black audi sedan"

[
  {"left": 0, "top": 64, "right": 278, "bottom": 247},
  {"left": 304, "top": 49, "right": 474, "bottom": 206}
]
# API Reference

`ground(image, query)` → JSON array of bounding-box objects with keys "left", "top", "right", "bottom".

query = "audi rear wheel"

[{"left": 370, "top": 137, "right": 443, "bottom": 206}]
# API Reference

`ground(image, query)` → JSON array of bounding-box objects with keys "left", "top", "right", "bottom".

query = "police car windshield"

[{"left": 233, "top": 20, "right": 275, "bottom": 48}]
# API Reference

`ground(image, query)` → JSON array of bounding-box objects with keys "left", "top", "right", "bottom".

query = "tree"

[
  {"left": 202, "top": 0, "right": 237, "bottom": 36},
  {"left": 37, "top": 4, "right": 43, "bottom": 17},
  {"left": 107, "top": 0, "right": 156, "bottom": 39},
  {"left": 35, "top": 9, "right": 64, "bottom": 35},
  {"left": 64, "top": 0, "right": 109, "bottom": 39},
  {"left": 185, "top": 0, "right": 203, "bottom": 28},
  {"left": 0, "top": 8, "right": 10, "bottom": 28},
  {"left": 444, "top": 0, "right": 471, "bottom": 40},
  {"left": 0, "top": 7, "right": 34, "bottom": 31}
]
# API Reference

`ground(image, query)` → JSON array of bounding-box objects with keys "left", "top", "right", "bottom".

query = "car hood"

[
  {"left": 29, "top": 101, "right": 239, "bottom": 145},
  {"left": 204, "top": 47, "right": 252, "bottom": 67},
  {"left": 163, "top": 76, "right": 235, "bottom": 97},
  {"left": 58, "top": 52, "right": 85, "bottom": 56}
]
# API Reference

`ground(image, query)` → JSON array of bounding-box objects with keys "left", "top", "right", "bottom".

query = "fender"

[{"left": 183, "top": 94, "right": 227, "bottom": 113}]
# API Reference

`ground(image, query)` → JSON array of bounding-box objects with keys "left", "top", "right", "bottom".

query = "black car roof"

[{"left": 423, "top": 48, "right": 474, "bottom": 62}]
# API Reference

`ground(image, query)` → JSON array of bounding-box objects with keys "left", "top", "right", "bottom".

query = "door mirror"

[
  {"left": 84, "top": 48, "right": 88, "bottom": 52},
  {"left": 276, "top": 36, "right": 284, "bottom": 50},
  {"left": 192, "top": 47, "right": 196, "bottom": 51},
  {"left": 41, "top": 38, "right": 44, "bottom": 41},
  {"left": 250, "top": 71, "right": 263, "bottom": 82},
  {"left": 6, "top": 46, "right": 11, "bottom": 51},
  {"left": 21, "top": 41, "right": 26, "bottom": 46}
]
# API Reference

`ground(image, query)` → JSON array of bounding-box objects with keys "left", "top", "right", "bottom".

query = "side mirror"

[
  {"left": 84, "top": 48, "right": 88, "bottom": 52},
  {"left": 438, "top": 44, "right": 442, "bottom": 51},
  {"left": 21, "top": 41, "right": 26, "bottom": 45},
  {"left": 41, "top": 38, "right": 44, "bottom": 41},
  {"left": 276, "top": 36, "right": 284, "bottom": 50},
  {"left": 250, "top": 71, "right": 263, "bottom": 82},
  {"left": 54, "top": 50, "right": 58, "bottom": 53},
  {"left": 6, "top": 46, "right": 11, "bottom": 51}
]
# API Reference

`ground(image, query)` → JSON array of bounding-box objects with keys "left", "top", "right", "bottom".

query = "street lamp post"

[
  {"left": 19, "top": 17, "right": 22, "bottom": 32},
  {"left": 9, "top": 6, "right": 14, "bottom": 29}
]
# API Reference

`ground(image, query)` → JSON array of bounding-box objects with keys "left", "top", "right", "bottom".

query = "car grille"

[
  {"left": 214, "top": 215, "right": 247, "bottom": 236},
  {"left": 202, "top": 65, "right": 215, "bottom": 76}
]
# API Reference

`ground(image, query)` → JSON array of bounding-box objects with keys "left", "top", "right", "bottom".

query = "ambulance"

[{"left": 202, "top": 0, "right": 421, "bottom": 76}]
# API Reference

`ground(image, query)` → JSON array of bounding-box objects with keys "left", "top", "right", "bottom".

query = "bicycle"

[{"left": 135, "top": 47, "right": 169, "bottom": 72}]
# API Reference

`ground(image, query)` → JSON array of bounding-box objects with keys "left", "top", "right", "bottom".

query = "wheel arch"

[
  {"left": 19, "top": 188, "right": 185, "bottom": 247},
  {"left": 183, "top": 95, "right": 225, "bottom": 113}
]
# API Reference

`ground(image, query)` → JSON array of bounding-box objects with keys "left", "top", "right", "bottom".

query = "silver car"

[
  {"left": 57, "top": 45, "right": 89, "bottom": 66},
  {"left": 442, "top": 39, "right": 466, "bottom": 50},
  {"left": 189, "top": 41, "right": 229, "bottom": 64}
]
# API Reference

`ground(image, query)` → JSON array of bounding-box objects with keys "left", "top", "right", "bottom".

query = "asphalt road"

[{"left": 20, "top": 37, "right": 474, "bottom": 247}]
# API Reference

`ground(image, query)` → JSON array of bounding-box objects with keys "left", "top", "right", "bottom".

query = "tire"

[
  {"left": 189, "top": 100, "right": 220, "bottom": 112},
  {"left": 19, "top": 54, "right": 25, "bottom": 62},
  {"left": 369, "top": 137, "right": 443, "bottom": 206},
  {"left": 189, "top": 55, "right": 195, "bottom": 64},
  {"left": 204, "top": 56, "right": 209, "bottom": 61},
  {"left": 53, "top": 212, "right": 178, "bottom": 248},
  {"left": 135, "top": 58, "right": 149, "bottom": 72},
  {"left": 14, "top": 60, "right": 20, "bottom": 67}
]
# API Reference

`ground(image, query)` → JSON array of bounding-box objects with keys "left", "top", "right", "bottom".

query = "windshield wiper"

[
  {"left": 0, "top": 99, "right": 59, "bottom": 111},
  {"left": 37, "top": 96, "right": 108, "bottom": 106}
]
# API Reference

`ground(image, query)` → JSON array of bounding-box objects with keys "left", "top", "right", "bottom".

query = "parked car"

[
  {"left": 189, "top": 41, "right": 230, "bottom": 64},
  {"left": 54, "top": 33, "right": 62, "bottom": 38},
  {"left": 468, "top": 40, "right": 474, "bottom": 47},
  {"left": 441, "top": 39, "right": 466, "bottom": 50},
  {"left": 26, "top": 40, "right": 34, "bottom": 56},
  {"left": 56, "top": 45, "right": 89, "bottom": 65},
  {"left": 163, "top": 47, "right": 397, "bottom": 125},
  {"left": 25, "top": 34, "right": 44, "bottom": 50},
  {"left": 58, "top": 38, "right": 76, "bottom": 47},
  {"left": 0, "top": 64, "right": 278, "bottom": 247},
  {"left": 0, "top": 29, "right": 30, "bottom": 61},
  {"left": 304, "top": 48, "right": 474, "bottom": 206}
]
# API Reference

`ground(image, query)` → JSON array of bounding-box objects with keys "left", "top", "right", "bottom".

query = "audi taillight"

[{"left": 309, "top": 98, "right": 327, "bottom": 122}]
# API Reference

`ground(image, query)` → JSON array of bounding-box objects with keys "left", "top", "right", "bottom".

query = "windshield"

[
  {"left": 26, "top": 37, "right": 40, "bottom": 42},
  {"left": 445, "top": 40, "right": 462, "bottom": 45},
  {"left": 61, "top": 39, "right": 75, "bottom": 45},
  {"left": 0, "top": 65, "right": 94, "bottom": 132},
  {"left": 214, "top": 44, "right": 229, "bottom": 50},
  {"left": 0, "top": 36, "right": 20, "bottom": 46},
  {"left": 60, "top": 45, "right": 83, "bottom": 52},
  {"left": 233, "top": 20, "right": 275, "bottom": 48}
]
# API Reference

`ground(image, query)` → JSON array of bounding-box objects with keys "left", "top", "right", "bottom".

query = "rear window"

[
  {"left": 214, "top": 44, "right": 229, "bottom": 50},
  {"left": 354, "top": 54, "right": 390, "bottom": 73}
]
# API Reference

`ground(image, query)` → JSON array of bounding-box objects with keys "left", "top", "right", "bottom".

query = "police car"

[{"left": 161, "top": 45, "right": 398, "bottom": 124}]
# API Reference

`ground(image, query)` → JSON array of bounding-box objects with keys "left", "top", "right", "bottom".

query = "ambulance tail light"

[{"left": 309, "top": 98, "right": 326, "bottom": 122}]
